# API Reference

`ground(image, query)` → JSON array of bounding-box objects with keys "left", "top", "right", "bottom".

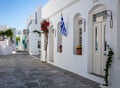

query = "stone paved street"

[{"left": 0, "top": 54, "right": 100, "bottom": 88}]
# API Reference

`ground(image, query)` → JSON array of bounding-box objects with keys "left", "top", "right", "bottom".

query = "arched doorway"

[
  {"left": 49, "top": 25, "right": 54, "bottom": 62},
  {"left": 89, "top": 4, "right": 108, "bottom": 76}
]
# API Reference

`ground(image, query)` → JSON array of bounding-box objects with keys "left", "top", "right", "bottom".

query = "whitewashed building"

[
  {"left": 16, "top": 30, "right": 24, "bottom": 51},
  {"left": 40, "top": 0, "right": 120, "bottom": 88},
  {"left": 0, "top": 25, "right": 16, "bottom": 55},
  {"left": 23, "top": 29, "right": 29, "bottom": 51},
  {"left": 27, "top": 6, "right": 41, "bottom": 55}
]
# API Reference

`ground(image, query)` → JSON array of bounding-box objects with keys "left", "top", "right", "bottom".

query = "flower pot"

[{"left": 76, "top": 48, "right": 82, "bottom": 55}]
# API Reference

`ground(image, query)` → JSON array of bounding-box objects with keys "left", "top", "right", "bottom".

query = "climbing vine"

[{"left": 104, "top": 48, "right": 114, "bottom": 86}]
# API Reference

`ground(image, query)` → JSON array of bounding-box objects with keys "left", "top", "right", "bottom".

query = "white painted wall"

[
  {"left": 29, "top": 24, "right": 40, "bottom": 55},
  {"left": 111, "top": 1, "right": 120, "bottom": 88},
  {"left": 41, "top": 0, "right": 119, "bottom": 87},
  {"left": 16, "top": 30, "right": 24, "bottom": 51},
  {"left": 27, "top": 6, "right": 41, "bottom": 55}
]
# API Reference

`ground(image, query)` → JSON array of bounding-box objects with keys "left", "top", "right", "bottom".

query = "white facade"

[
  {"left": 16, "top": 30, "right": 24, "bottom": 50},
  {"left": 0, "top": 25, "right": 16, "bottom": 55},
  {"left": 40, "top": 0, "right": 120, "bottom": 88},
  {"left": 27, "top": 6, "right": 41, "bottom": 55}
]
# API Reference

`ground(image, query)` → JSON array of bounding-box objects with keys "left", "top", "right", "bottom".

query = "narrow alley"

[{"left": 0, "top": 53, "right": 100, "bottom": 88}]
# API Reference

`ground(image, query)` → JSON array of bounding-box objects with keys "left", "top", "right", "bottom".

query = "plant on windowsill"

[
  {"left": 59, "top": 45, "right": 62, "bottom": 52},
  {"left": 76, "top": 45, "right": 82, "bottom": 55}
]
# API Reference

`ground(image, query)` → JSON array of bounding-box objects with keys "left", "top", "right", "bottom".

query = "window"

[
  {"left": 104, "top": 24, "right": 107, "bottom": 51},
  {"left": 38, "top": 41, "right": 41, "bottom": 48},
  {"left": 73, "top": 13, "right": 82, "bottom": 55},
  {"left": 57, "top": 22, "right": 62, "bottom": 53},
  {"left": 95, "top": 27, "right": 98, "bottom": 51},
  {"left": 93, "top": 11, "right": 107, "bottom": 22}
]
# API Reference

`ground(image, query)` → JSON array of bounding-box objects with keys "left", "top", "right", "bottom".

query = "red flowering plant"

[
  {"left": 41, "top": 19, "right": 50, "bottom": 61},
  {"left": 41, "top": 19, "right": 50, "bottom": 34},
  {"left": 33, "top": 19, "right": 50, "bottom": 62}
]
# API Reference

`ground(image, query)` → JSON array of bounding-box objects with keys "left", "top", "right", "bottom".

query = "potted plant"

[
  {"left": 76, "top": 45, "right": 82, "bottom": 55},
  {"left": 59, "top": 45, "right": 62, "bottom": 52}
]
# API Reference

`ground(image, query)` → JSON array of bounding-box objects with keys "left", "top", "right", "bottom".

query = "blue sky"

[{"left": 0, "top": 0, "right": 48, "bottom": 30}]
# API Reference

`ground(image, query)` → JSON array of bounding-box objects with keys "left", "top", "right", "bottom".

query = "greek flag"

[{"left": 60, "top": 14, "right": 67, "bottom": 36}]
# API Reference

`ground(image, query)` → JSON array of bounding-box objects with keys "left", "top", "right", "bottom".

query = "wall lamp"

[{"left": 106, "top": 10, "right": 113, "bottom": 28}]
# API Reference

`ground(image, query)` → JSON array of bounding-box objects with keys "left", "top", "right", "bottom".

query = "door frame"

[
  {"left": 87, "top": 4, "right": 107, "bottom": 75},
  {"left": 92, "top": 20, "right": 107, "bottom": 76}
]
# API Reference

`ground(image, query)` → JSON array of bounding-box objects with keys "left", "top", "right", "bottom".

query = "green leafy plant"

[
  {"left": 5, "top": 29, "right": 14, "bottom": 38},
  {"left": 0, "top": 28, "right": 13, "bottom": 38},
  {"left": 104, "top": 48, "right": 114, "bottom": 86},
  {"left": 16, "top": 36, "right": 20, "bottom": 46},
  {"left": 16, "top": 36, "right": 20, "bottom": 42}
]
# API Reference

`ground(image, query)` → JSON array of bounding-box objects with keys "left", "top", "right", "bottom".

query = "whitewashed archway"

[
  {"left": 88, "top": 4, "right": 107, "bottom": 76},
  {"left": 73, "top": 13, "right": 83, "bottom": 55}
]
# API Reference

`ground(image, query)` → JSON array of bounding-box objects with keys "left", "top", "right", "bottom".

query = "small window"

[
  {"left": 57, "top": 22, "right": 62, "bottom": 53},
  {"left": 38, "top": 41, "right": 41, "bottom": 48},
  {"left": 95, "top": 27, "right": 98, "bottom": 51},
  {"left": 93, "top": 11, "right": 107, "bottom": 22},
  {"left": 104, "top": 25, "right": 107, "bottom": 51},
  {"left": 79, "top": 28, "right": 82, "bottom": 46},
  {"left": 73, "top": 13, "right": 82, "bottom": 55}
]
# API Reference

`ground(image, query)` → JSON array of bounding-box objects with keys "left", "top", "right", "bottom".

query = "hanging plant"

[{"left": 104, "top": 48, "right": 114, "bottom": 86}]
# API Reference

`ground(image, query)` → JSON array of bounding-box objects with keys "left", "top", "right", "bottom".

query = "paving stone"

[
  {"left": 0, "top": 53, "right": 100, "bottom": 88},
  {"left": 24, "top": 81, "right": 39, "bottom": 88}
]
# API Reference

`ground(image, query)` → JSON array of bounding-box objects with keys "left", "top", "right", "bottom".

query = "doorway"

[
  {"left": 49, "top": 30, "right": 54, "bottom": 62},
  {"left": 92, "top": 11, "right": 107, "bottom": 76}
]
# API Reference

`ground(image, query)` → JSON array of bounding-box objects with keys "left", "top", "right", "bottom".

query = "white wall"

[
  {"left": 28, "top": 6, "right": 41, "bottom": 55},
  {"left": 42, "top": 0, "right": 79, "bottom": 18},
  {"left": 29, "top": 24, "right": 40, "bottom": 55},
  {"left": 41, "top": 0, "right": 119, "bottom": 86},
  {"left": 111, "top": 1, "right": 120, "bottom": 88}
]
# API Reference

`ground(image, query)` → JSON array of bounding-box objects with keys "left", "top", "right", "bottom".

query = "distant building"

[
  {"left": 16, "top": 30, "right": 24, "bottom": 50},
  {"left": 22, "top": 29, "right": 29, "bottom": 51},
  {"left": 26, "top": 6, "right": 41, "bottom": 55}
]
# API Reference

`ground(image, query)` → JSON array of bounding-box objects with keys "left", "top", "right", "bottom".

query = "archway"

[{"left": 88, "top": 4, "right": 107, "bottom": 76}]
